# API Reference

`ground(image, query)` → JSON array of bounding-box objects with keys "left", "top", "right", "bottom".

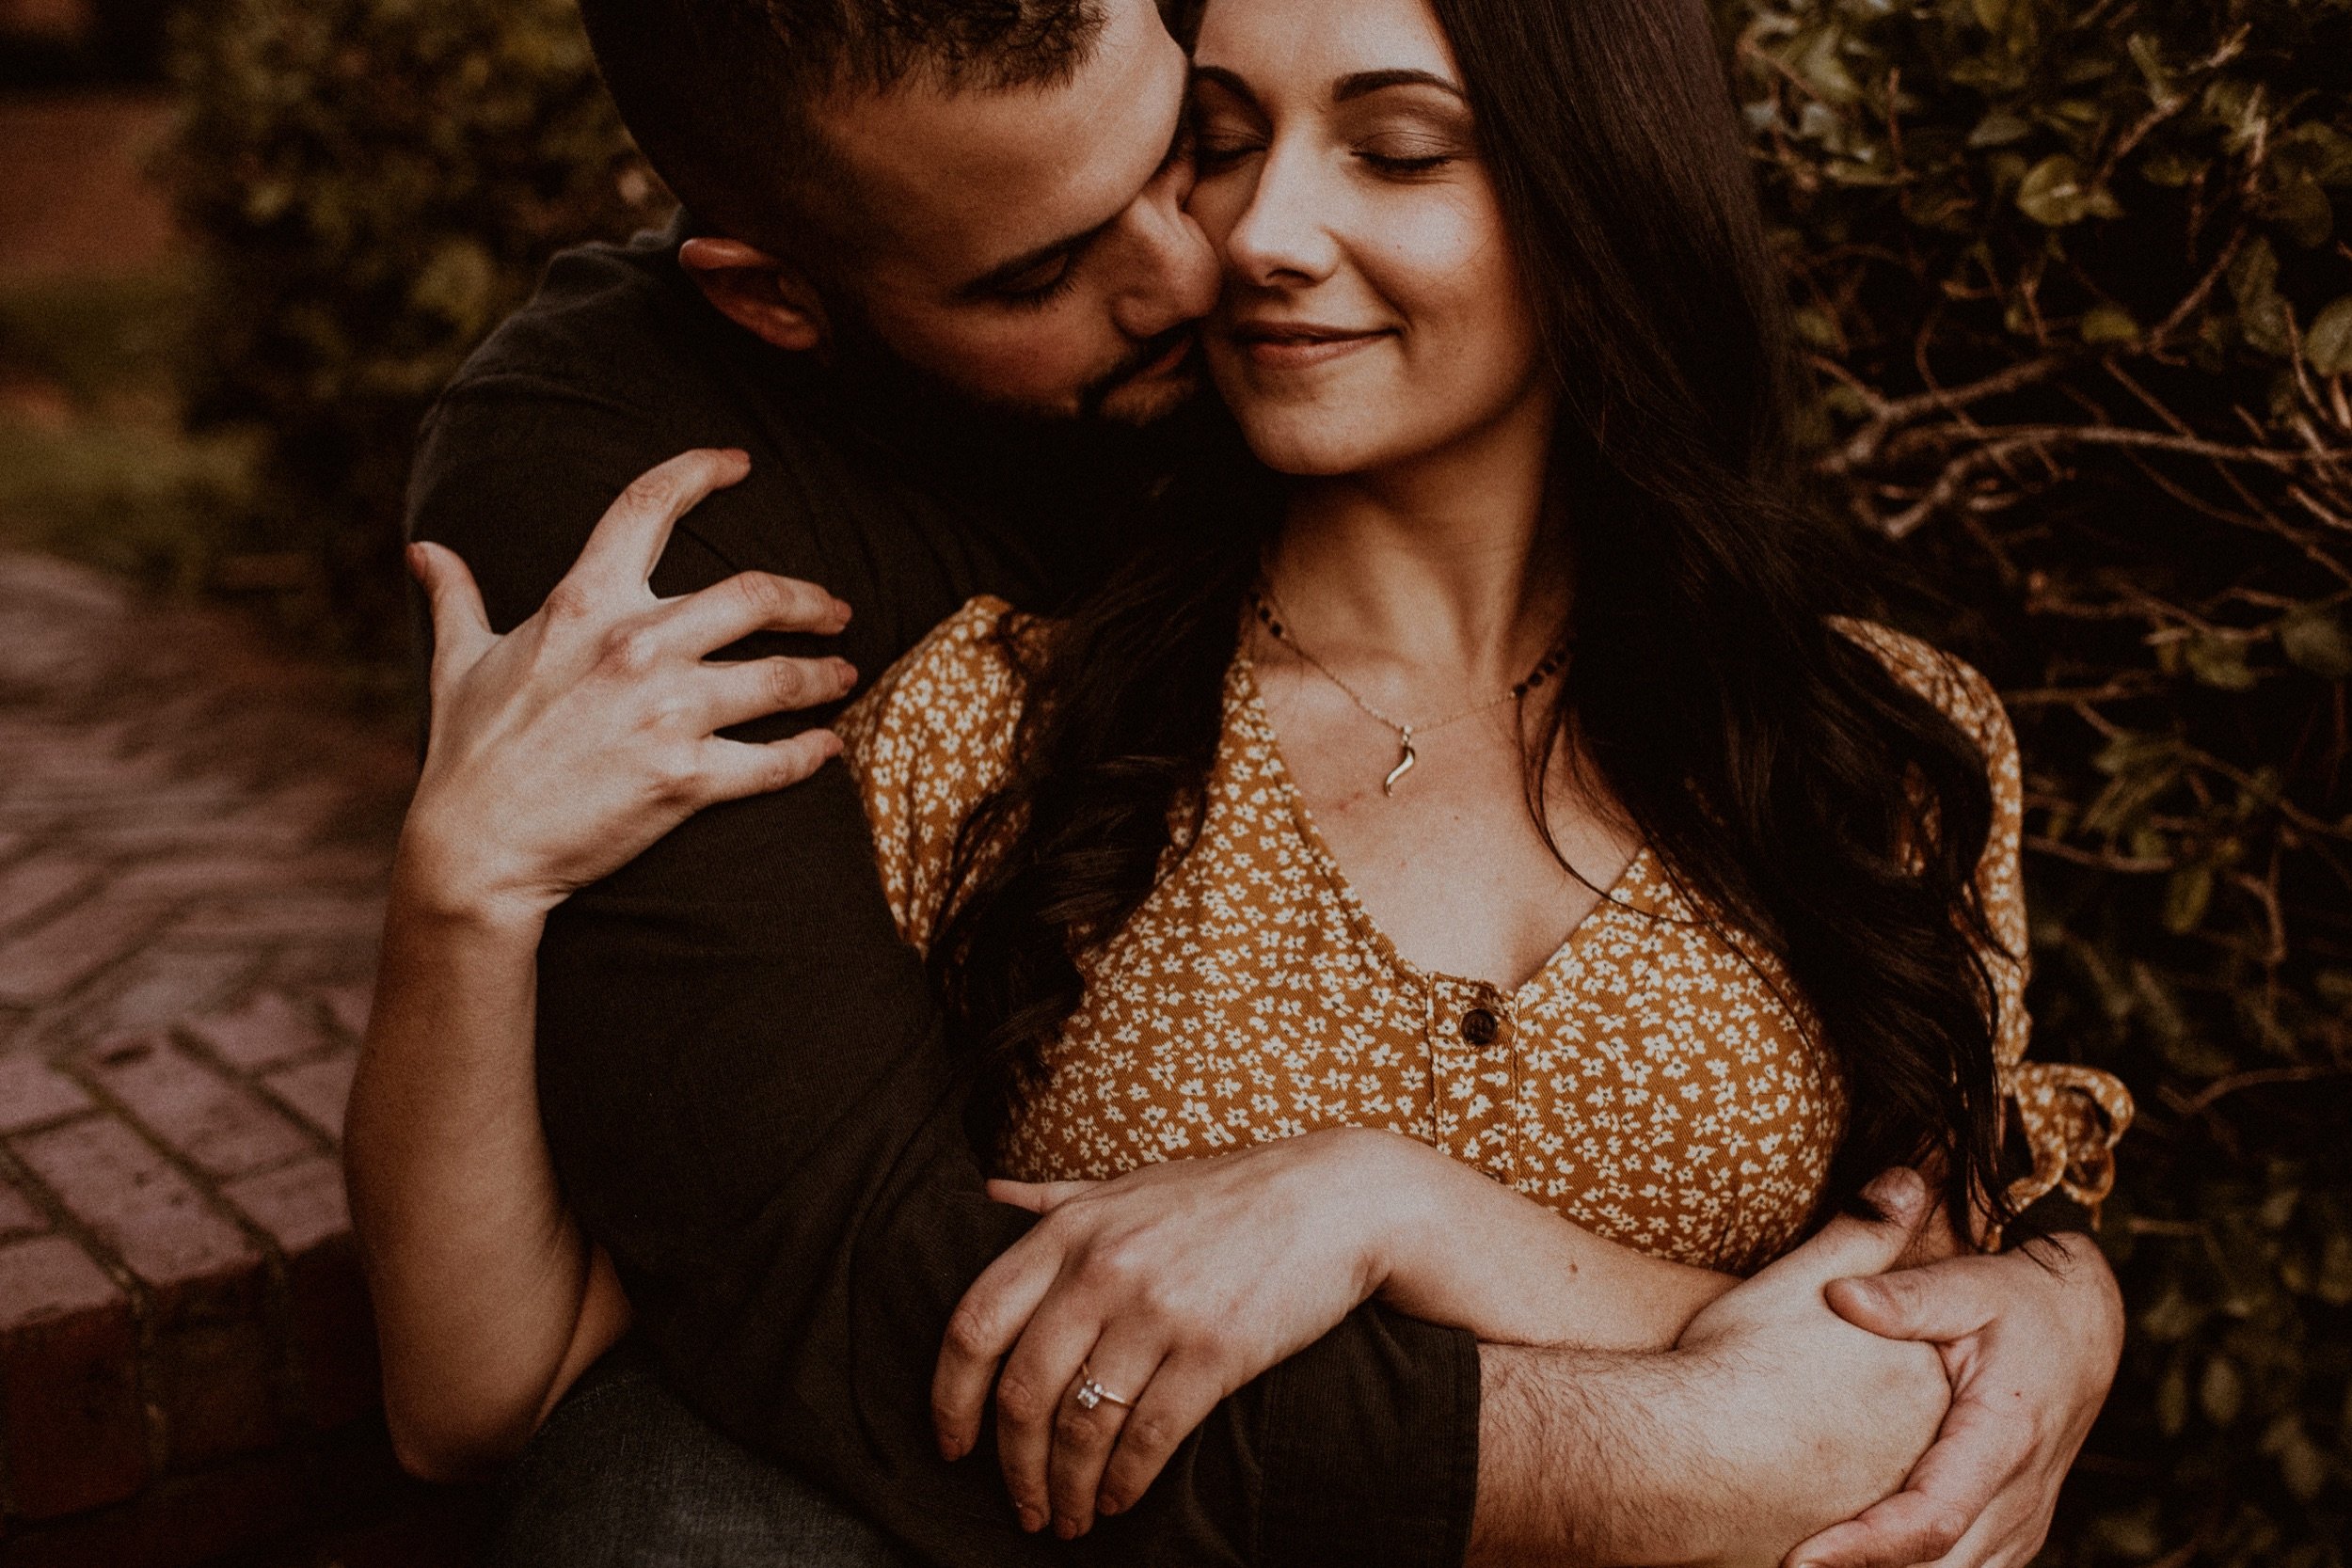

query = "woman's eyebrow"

[
  {"left": 1332, "top": 69, "right": 1465, "bottom": 104},
  {"left": 1189, "top": 63, "right": 1259, "bottom": 107}
]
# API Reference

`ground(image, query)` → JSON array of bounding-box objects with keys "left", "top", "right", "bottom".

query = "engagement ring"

[{"left": 1073, "top": 1362, "right": 1134, "bottom": 1412}]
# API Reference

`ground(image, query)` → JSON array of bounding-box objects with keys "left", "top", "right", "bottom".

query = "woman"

[{"left": 353, "top": 0, "right": 2130, "bottom": 1551}]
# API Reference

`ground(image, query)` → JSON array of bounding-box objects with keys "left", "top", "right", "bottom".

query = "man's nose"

[{"left": 1109, "top": 186, "right": 1219, "bottom": 341}]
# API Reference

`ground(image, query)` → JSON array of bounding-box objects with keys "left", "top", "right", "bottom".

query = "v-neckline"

[{"left": 1229, "top": 650, "right": 1656, "bottom": 1007}]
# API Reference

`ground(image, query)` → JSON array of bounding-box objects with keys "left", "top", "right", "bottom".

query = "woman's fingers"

[
  {"left": 933, "top": 1233, "right": 1069, "bottom": 1464},
  {"left": 993, "top": 1306, "right": 1111, "bottom": 1534},
  {"left": 987, "top": 1180, "right": 1099, "bottom": 1215},
  {"left": 407, "top": 541, "right": 496, "bottom": 684},
  {"left": 697, "top": 656, "right": 858, "bottom": 732},
  {"left": 564, "top": 448, "right": 751, "bottom": 598},
  {"left": 657, "top": 570, "right": 851, "bottom": 659},
  {"left": 1094, "top": 1356, "right": 1225, "bottom": 1519},
  {"left": 1044, "top": 1339, "right": 1164, "bottom": 1538}
]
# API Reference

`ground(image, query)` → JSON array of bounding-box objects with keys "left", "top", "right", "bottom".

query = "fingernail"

[
  {"left": 1097, "top": 1494, "right": 1122, "bottom": 1517},
  {"left": 834, "top": 658, "right": 858, "bottom": 688},
  {"left": 1056, "top": 1518, "right": 1079, "bottom": 1541},
  {"left": 1017, "top": 1506, "right": 1044, "bottom": 1533},
  {"left": 833, "top": 597, "right": 853, "bottom": 625}
]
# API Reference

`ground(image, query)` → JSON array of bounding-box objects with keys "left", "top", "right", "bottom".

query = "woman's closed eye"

[{"left": 1355, "top": 135, "right": 1461, "bottom": 176}]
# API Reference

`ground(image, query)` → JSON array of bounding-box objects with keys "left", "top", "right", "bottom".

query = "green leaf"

[
  {"left": 1792, "top": 308, "right": 1844, "bottom": 350},
  {"left": 2317, "top": 1230, "right": 2352, "bottom": 1307},
  {"left": 2305, "top": 295, "right": 2352, "bottom": 377},
  {"left": 2080, "top": 303, "right": 2140, "bottom": 345},
  {"left": 2015, "top": 154, "right": 2092, "bottom": 225},
  {"left": 2185, "top": 634, "right": 2258, "bottom": 689},
  {"left": 1967, "top": 109, "right": 2032, "bottom": 149},
  {"left": 2228, "top": 235, "right": 2280, "bottom": 310},
  {"left": 2280, "top": 606, "right": 2352, "bottom": 678},
  {"left": 2262, "top": 177, "right": 2335, "bottom": 248},
  {"left": 2140, "top": 1288, "right": 2210, "bottom": 1342},
  {"left": 2163, "top": 864, "right": 2214, "bottom": 934},
  {"left": 2279, "top": 121, "right": 2352, "bottom": 187},
  {"left": 2156, "top": 1359, "right": 2190, "bottom": 1434},
  {"left": 2200, "top": 1354, "right": 2244, "bottom": 1426}
]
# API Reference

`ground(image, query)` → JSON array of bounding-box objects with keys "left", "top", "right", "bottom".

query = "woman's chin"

[{"left": 1226, "top": 406, "right": 1403, "bottom": 479}]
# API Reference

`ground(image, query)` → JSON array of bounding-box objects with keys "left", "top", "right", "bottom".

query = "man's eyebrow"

[
  {"left": 955, "top": 93, "right": 1189, "bottom": 303},
  {"left": 1333, "top": 69, "right": 1466, "bottom": 104}
]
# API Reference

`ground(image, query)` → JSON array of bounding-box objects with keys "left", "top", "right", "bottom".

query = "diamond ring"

[{"left": 1072, "top": 1361, "right": 1135, "bottom": 1412}]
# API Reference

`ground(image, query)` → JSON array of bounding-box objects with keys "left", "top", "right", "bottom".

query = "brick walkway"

[{"left": 0, "top": 549, "right": 476, "bottom": 1563}]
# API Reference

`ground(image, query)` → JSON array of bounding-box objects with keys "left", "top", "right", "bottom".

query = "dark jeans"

[{"left": 486, "top": 1342, "right": 922, "bottom": 1568}]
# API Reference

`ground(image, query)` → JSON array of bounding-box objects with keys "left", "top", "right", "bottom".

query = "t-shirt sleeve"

[
  {"left": 838, "top": 595, "right": 1025, "bottom": 958},
  {"left": 1849, "top": 624, "right": 2135, "bottom": 1227}
]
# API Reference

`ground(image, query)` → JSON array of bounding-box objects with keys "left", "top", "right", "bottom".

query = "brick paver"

[{"left": 0, "top": 548, "right": 415, "bottom": 1558}]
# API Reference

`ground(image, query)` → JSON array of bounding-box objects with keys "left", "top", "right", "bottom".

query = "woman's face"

[{"left": 1187, "top": 0, "right": 1549, "bottom": 480}]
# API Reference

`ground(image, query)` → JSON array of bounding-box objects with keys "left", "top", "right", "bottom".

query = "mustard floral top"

[{"left": 840, "top": 597, "right": 2132, "bottom": 1271}]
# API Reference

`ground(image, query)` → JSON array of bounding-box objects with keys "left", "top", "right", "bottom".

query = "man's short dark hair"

[{"left": 579, "top": 0, "right": 1107, "bottom": 260}]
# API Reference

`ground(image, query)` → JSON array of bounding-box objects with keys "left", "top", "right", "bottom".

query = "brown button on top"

[{"left": 1460, "top": 1006, "right": 1501, "bottom": 1047}]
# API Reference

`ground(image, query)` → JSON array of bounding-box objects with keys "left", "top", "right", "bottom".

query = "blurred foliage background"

[
  {"left": 166, "top": 0, "right": 667, "bottom": 654},
  {"left": 10, "top": 0, "right": 2345, "bottom": 1559},
  {"left": 1724, "top": 1, "right": 2351, "bottom": 1561}
]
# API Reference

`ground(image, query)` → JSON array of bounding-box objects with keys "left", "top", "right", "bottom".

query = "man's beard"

[
  {"left": 820, "top": 295, "right": 1200, "bottom": 432},
  {"left": 1076, "top": 325, "right": 1199, "bottom": 426}
]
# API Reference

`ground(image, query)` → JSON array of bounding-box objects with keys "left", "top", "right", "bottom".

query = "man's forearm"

[
  {"left": 1470, "top": 1344, "right": 1712, "bottom": 1568},
  {"left": 1470, "top": 1198, "right": 1957, "bottom": 1568}
]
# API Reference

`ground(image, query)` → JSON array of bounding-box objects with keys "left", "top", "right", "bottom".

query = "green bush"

[
  {"left": 1723, "top": 0, "right": 2352, "bottom": 1560},
  {"left": 168, "top": 0, "right": 2349, "bottom": 1558},
  {"left": 167, "top": 0, "right": 666, "bottom": 654}
]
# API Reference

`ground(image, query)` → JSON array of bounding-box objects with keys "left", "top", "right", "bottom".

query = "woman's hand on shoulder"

[{"left": 399, "top": 449, "right": 858, "bottom": 928}]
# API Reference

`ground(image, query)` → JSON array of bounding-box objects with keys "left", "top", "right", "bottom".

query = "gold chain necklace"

[{"left": 1248, "top": 586, "right": 1570, "bottom": 796}]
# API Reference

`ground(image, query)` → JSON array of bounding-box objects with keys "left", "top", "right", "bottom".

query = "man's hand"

[
  {"left": 1784, "top": 1232, "right": 2124, "bottom": 1568},
  {"left": 403, "top": 448, "right": 857, "bottom": 925},
  {"left": 1470, "top": 1169, "right": 1956, "bottom": 1568}
]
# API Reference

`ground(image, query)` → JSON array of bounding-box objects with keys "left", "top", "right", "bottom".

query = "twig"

[
  {"left": 2148, "top": 226, "right": 2247, "bottom": 351},
  {"left": 2026, "top": 835, "right": 2175, "bottom": 872},
  {"left": 2164, "top": 1065, "right": 2350, "bottom": 1117},
  {"left": 1821, "top": 356, "right": 2069, "bottom": 472}
]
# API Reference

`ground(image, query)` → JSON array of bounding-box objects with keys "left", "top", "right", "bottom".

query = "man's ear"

[{"left": 677, "top": 236, "right": 831, "bottom": 354}]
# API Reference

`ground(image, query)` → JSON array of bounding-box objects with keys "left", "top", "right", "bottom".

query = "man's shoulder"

[{"left": 438, "top": 222, "right": 725, "bottom": 412}]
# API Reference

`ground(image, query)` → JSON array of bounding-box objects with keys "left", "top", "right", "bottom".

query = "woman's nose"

[{"left": 1219, "top": 143, "right": 1340, "bottom": 289}]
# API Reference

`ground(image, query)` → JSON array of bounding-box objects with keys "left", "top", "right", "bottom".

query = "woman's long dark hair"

[{"left": 931, "top": 0, "right": 2013, "bottom": 1243}]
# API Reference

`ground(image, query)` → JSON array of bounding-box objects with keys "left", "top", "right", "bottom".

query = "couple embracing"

[{"left": 346, "top": 0, "right": 2135, "bottom": 1562}]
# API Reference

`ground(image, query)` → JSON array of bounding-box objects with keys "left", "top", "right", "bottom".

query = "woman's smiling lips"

[{"left": 1225, "top": 319, "right": 1394, "bottom": 370}]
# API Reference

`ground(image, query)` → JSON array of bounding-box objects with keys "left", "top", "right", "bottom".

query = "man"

[{"left": 386, "top": 0, "right": 2124, "bottom": 1562}]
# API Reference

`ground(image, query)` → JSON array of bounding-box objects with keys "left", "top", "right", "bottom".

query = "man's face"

[{"left": 815, "top": 0, "right": 1216, "bottom": 425}]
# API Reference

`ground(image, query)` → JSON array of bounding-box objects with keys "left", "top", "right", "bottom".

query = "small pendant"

[{"left": 1382, "top": 731, "right": 1417, "bottom": 796}]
